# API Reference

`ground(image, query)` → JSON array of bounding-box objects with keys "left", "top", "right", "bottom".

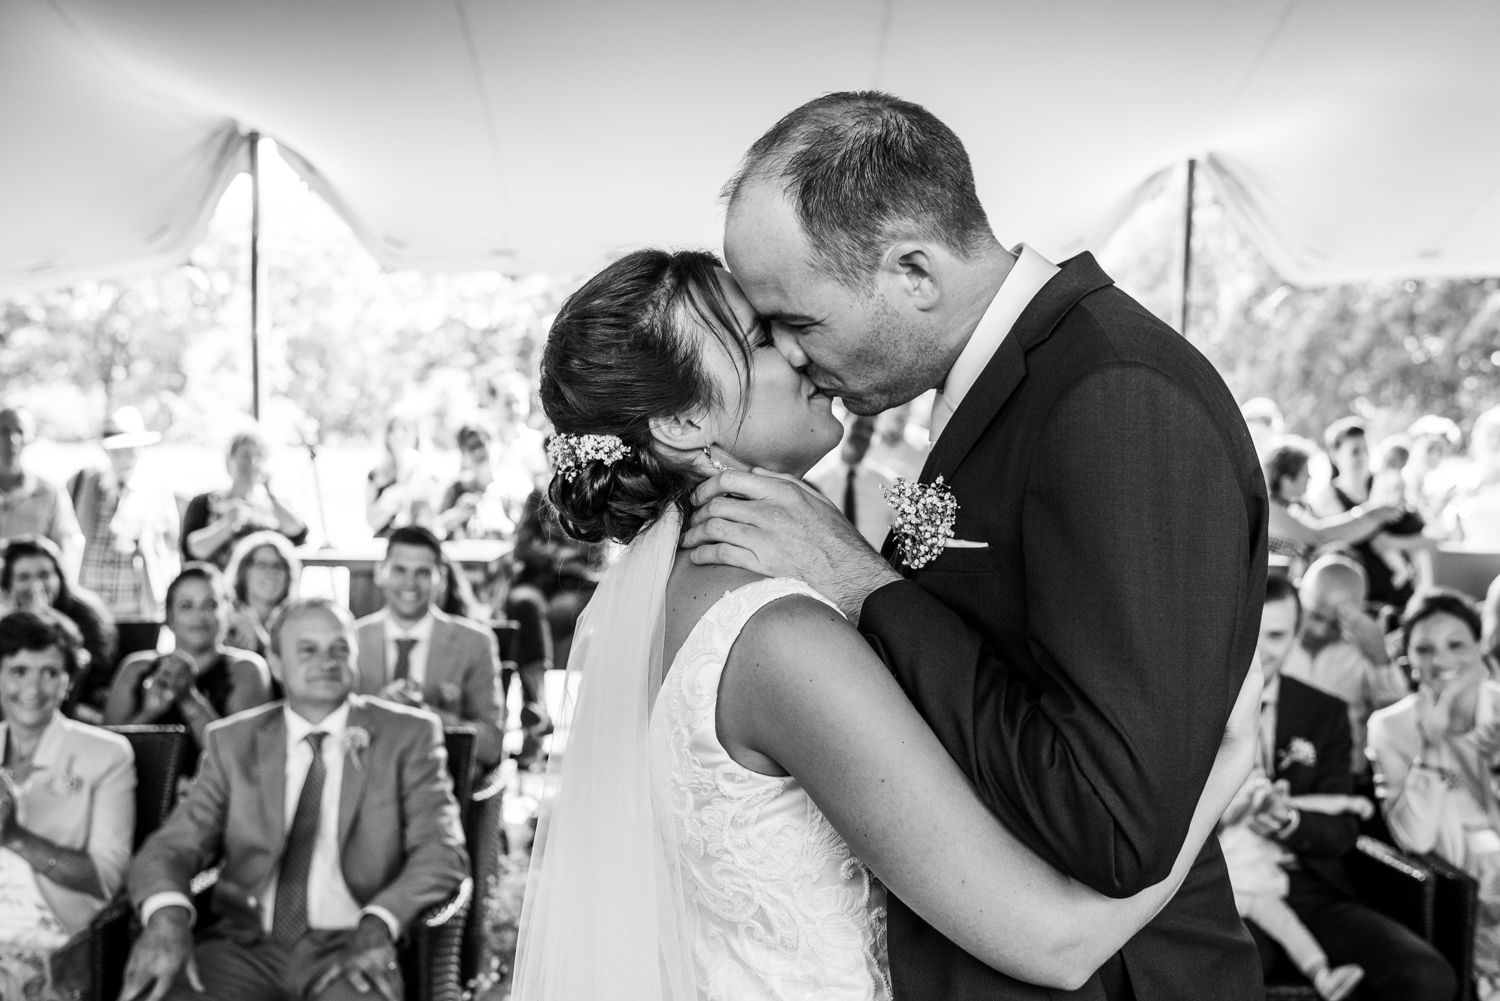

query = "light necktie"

[
  {"left": 393, "top": 637, "right": 417, "bottom": 682},
  {"left": 843, "top": 466, "right": 858, "bottom": 523},
  {"left": 1259, "top": 696, "right": 1277, "bottom": 775},
  {"left": 273, "top": 731, "right": 327, "bottom": 945}
]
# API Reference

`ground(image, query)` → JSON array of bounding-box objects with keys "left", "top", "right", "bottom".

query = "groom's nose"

[{"left": 771, "top": 324, "right": 810, "bottom": 370}]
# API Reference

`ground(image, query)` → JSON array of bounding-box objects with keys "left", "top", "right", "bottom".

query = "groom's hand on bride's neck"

[{"left": 682, "top": 468, "right": 901, "bottom": 624}]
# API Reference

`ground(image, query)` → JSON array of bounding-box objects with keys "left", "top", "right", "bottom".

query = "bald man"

[{"left": 1283, "top": 555, "right": 1410, "bottom": 774}]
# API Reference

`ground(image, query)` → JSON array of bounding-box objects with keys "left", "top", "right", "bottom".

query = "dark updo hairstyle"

[
  {"left": 1399, "top": 587, "right": 1483, "bottom": 655},
  {"left": 540, "top": 248, "right": 751, "bottom": 544},
  {"left": 0, "top": 609, "right": 84, "bottom": 679}
]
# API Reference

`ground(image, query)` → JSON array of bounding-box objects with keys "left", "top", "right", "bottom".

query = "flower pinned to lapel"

[
  {"left": 438, "top": 682, "right": 463, "bottom": 709},
  {"left": 343, "top": 726, "right": 371, "bottom": 770},
  {"left": 1278, "top": 737, "right": 1317, "bottom": 771},
  {"left": 45, "top": 764, "right": 83, "bottom": 798},
  {"left": 881, "top": 476, "right": 959, "bottom": 570}
]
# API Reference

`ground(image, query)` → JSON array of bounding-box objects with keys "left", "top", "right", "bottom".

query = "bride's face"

[{"left": 699, "top": 270, "right": 843, "bottom": 477}]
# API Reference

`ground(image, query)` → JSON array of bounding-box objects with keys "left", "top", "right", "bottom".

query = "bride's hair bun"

[{"left": 540, "top": 248, "right": 749, "bottom": 545}]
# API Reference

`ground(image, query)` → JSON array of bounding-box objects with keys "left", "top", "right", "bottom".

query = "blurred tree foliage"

[
  {"left": 1100, "top": 166, "right": 1500, "bottom": 444},
  {"left": 0, "top": 145, "right": 575, "bottom": 448}
]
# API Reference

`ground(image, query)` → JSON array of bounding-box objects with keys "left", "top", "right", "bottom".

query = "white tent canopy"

[{"left": 5, "top": 0, "right": 1500, "bottom": 293}]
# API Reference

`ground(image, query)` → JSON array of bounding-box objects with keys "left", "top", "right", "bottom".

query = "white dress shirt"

[
  {"left": 140, "top": 701, "right": 399, "bottom": 939},
  {"left": 383, "top": 609, "right": 436, "bottom": 686},
  {"left": 929, "top": 245, "right": 1060, "bottom": 444},
  {"left": 809, "top": 459, "right": 898, "bottom": 548}
]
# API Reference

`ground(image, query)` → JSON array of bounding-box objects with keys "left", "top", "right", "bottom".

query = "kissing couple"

[{"left": 514, "top": 92, "right": 1269, "bottom": 1001}]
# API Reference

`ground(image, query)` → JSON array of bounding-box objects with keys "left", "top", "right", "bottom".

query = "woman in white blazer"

[{"left": 0, "top": 610, "right": 135, "bottom": 996}]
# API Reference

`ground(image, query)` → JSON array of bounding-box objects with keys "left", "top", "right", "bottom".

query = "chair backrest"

[
  {"left": 107, "top": 724, "right": 191, "bottom": 850},
  {"left": 444, "top": 726, "right": 478, "bottom": 827}
]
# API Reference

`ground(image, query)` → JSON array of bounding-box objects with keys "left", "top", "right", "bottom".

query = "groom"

[{"left": 686, "top": 93, "right": 1267, "bottom": 1000}]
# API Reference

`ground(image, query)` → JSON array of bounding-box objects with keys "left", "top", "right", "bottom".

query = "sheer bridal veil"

[{"left": 512, "top": 506, "right": 697, "bottom": 1000}]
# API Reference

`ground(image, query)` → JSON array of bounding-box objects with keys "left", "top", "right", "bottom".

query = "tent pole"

[
  {"left": 1177, "top": 157, "right": 1196, "bottom": 337},
  {"left": 249, "top": 131, "right": 262, "bottom": 421}
]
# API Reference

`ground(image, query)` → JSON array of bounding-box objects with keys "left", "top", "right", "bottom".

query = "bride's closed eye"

[{"left": 749, "top": 317, "right": 775, "bottom": 349}]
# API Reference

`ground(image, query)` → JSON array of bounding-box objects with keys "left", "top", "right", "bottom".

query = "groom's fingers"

[
  {"left": 692, "top": 468, "right": 790, "bottom": 506},
  {"left": 687, "top": 495, "right": 764, "bottom": 529},
  {"left": 686, "top": 541, "right": 761, "bottom": 573},
  {"left": 681, "top": 515, "right": 761, "bottom": 553}
]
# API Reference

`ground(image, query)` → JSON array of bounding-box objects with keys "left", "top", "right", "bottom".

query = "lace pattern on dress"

[{"left": 649, "top": 577, "right": 890, "bottom": 1001}]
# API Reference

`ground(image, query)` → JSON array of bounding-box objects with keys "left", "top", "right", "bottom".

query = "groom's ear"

[{"left": 880, "top": 242, "right": 941, "bottom": 311}]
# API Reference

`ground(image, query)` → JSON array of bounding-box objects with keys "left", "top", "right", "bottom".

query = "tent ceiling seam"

[
  {"left": 872, "top": 0, "right": 896, "bottom": 89},
  {"left": 451, "top": 0, "right": 510, "bottom": 249},
  {"left": 43, "top": 0, "right": 204, "bottom": 126},
  {"left": 1204, "top": 0, "right": 1300, "bottom": 142}
]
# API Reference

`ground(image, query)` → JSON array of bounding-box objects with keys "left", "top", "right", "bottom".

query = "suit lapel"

[
  {"left": 338, "top": 697, "right": 371, "bottom": 850},
  {"left": 426, "top": 613, "right": 453, "bottom": 690},
  {"left": 921, "top": 252, "right": 1115, "bottom": 484},
  {"left": 254, "top": 710, "right": 288, "bottom": 854}
]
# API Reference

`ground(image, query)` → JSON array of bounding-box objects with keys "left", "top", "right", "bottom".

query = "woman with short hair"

[
  {"left": 221, "top": 530, "right": 302, "bottom": 657},
  {"left": 0, "top": 610, "right": 135, "bottom": 997},
  {"left": 1262, "top": 440, "right": 1398, "bottom": 581},
  {"left": 180, "top": 428, "right": 308, "bottom": 569}
]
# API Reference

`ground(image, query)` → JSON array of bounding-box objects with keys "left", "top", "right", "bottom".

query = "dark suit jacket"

[
  {"left": 860, "top": 253, "right": 1266, "bottom": 1000},
  {"left": 128, "top": 696, "right": 468, "bottom": 941},
  {"left": 1271, "top": 675, "right": 1360, "bottom": 897}
]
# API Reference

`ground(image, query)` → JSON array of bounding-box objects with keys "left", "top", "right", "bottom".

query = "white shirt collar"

[
  {"left": 930, "top": 244, "right": 1060, "bottom": 444},
  {"left": 383, "top": 609, "right": 435, "bottom": 643},
  {"left": 284, "top": 699, "right": 351, "bottom": 747}
]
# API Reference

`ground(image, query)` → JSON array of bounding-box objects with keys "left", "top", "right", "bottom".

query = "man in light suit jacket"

[
  {"left": 120, "top": 597, "right": 468, "bottom": 1001},
  {"left": 353, "top": 525, "right": 504, "bottom": 768}
]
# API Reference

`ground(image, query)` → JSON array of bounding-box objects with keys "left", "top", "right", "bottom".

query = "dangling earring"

[{"left": 703, "top": 445, "right": 728, "bottom": 472}]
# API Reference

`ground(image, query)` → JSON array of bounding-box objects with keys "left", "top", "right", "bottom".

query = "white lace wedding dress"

[{"left": 649, "top": 577, "right": 892, "bottom": 1001}]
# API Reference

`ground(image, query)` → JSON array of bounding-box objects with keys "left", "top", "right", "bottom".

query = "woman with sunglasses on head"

[{"left": 221, "top": 530, "right": 302, "bottom": 658}]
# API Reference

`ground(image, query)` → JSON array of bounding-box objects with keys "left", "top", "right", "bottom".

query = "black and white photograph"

[{"left": 2, "top": 2, "right": 1499, "bottom": 999}]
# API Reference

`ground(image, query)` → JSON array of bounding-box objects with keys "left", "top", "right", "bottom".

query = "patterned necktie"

[
  {"left": 272, "top": 731, "right": 327, "bottom": 945},
  {"left": 393, "top": 637, "right": 417, "bottom": 682},
  {"left": 843, "top": 466, "right": 858, "bottom": 523}
]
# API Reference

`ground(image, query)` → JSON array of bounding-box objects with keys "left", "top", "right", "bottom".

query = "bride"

[{"left": 513, "top": 248, "right": 1259, "bottom": 1000}]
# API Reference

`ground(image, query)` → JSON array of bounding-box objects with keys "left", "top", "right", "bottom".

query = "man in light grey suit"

[
  {"left": 354, "top": 525, "right": 504, "bottom": 768},
  {"left": 119, "top": 597, "right": 468, "bottom": 1001}
]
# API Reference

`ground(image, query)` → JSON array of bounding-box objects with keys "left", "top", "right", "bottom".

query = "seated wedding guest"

[
  {"left": 1220, "top": 576, "right": 1368, "bottom": 1001},
  {"left": 435, "top": 552, "right": 483, "bottom": 621},
  {"left": 1406, "top": 414, "right": 1463, "bottom": 525},
  {"left": 1238, "top": 577, "right": 1457, "bottom": 1001},
  {"left": 1310, "top": 417, "right": 1431, "bottom": 609},
  {"left": 1264, "top": 441, "right": 1400, "bottom": 581},
  {"left": 1369, "top": 589, "right": 1500, "bottom": 999},
  {"left": 1, "top": 536, "right": 116, "bottom": 712},
  {"left": 0, "top": 611, "right": 135, "bottom": 998},
  {"left": 1451, "top": 406, "right": 1500, "bottom": 547},
  {"left": 222, "top": 531, "right": 302, "bottom": 657},
  {"left": 119, "top": 597, "right": 468, "bottom": 1001},
  {"left": 67, "top": 406, "right": 180, "bottom": 628},
  {"left": 0, "top": 407, "right": 83, "bottom": 578},
  {"left": 104, "top": 564, "right": 272, "bottom": 748},
  {"left": 511, "top": 482, "right": 607, "bottom": 667},
  {"left": 1285, "top": 555, "right": 1411, "bottom": 776},
  {"left": 354, "top": 526, "right": 503, "bottom": 768},
  {"left": 366, "top": 414, "right": 438, "bottom": 538},
  {"left": 182, "top": 428, "right": 308, "bottom": 570},
  {"left": 810, "top": 414, "right": 897, "bottom": 548},
  {"left": 1242, "top": 396, "right": 1286, "bottom": 458},
  {"left": 437, "top": 424, "right": 517, "bottom": 540}
]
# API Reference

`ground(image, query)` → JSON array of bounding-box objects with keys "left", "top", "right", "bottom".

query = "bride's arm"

[{"left": 720, "top": 596, "right": 1259, "bottom": 992}]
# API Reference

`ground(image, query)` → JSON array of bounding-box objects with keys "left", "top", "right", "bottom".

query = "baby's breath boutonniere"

[
  {"left": 343, "top": 726, "right": 371, "bottom": 770},
  {"left": 1278, "top": 737, "right": 1317, "bottom": 771},
  {"left": 881, "top": 476, "right": 959, "bottom": 570},
  {"left": 439, "top": 682, "right": 463, "bottom": 709},
  {"left": 46, "top": 764, "right": 83, "bottom": 798}
]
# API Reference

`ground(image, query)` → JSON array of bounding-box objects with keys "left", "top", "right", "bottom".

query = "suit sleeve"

[
  {"left": 366, "top": 714, "right": 469, "bottom": 934},
  {"left": 1280, "top": 708, "right": 1359, "bottom": 859},
  {"left": 128, "top": 724, "right": 232, "bottom": 909},
  {"left": 88, "top": 739, "right": 137, "bottom": 898},
  {"left": 462, "top": 629, "right": 505, "bottom": 768},
  {"left": 862, "top": 362, "right": 1263, "bottom": 897}
]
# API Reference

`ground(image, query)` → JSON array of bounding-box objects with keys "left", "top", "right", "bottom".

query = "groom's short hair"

[{"left": 724, "top": 91, "right": 996, "bottom": 287}]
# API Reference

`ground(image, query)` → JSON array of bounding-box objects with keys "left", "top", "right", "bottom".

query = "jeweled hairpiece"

[{"left": 547, "top": 432, "right": 632, "bottom": 481}]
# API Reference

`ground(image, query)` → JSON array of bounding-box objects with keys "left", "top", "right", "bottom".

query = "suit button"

[{"left": 247, "top": 895, "right": 257, "bottom": 907}]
